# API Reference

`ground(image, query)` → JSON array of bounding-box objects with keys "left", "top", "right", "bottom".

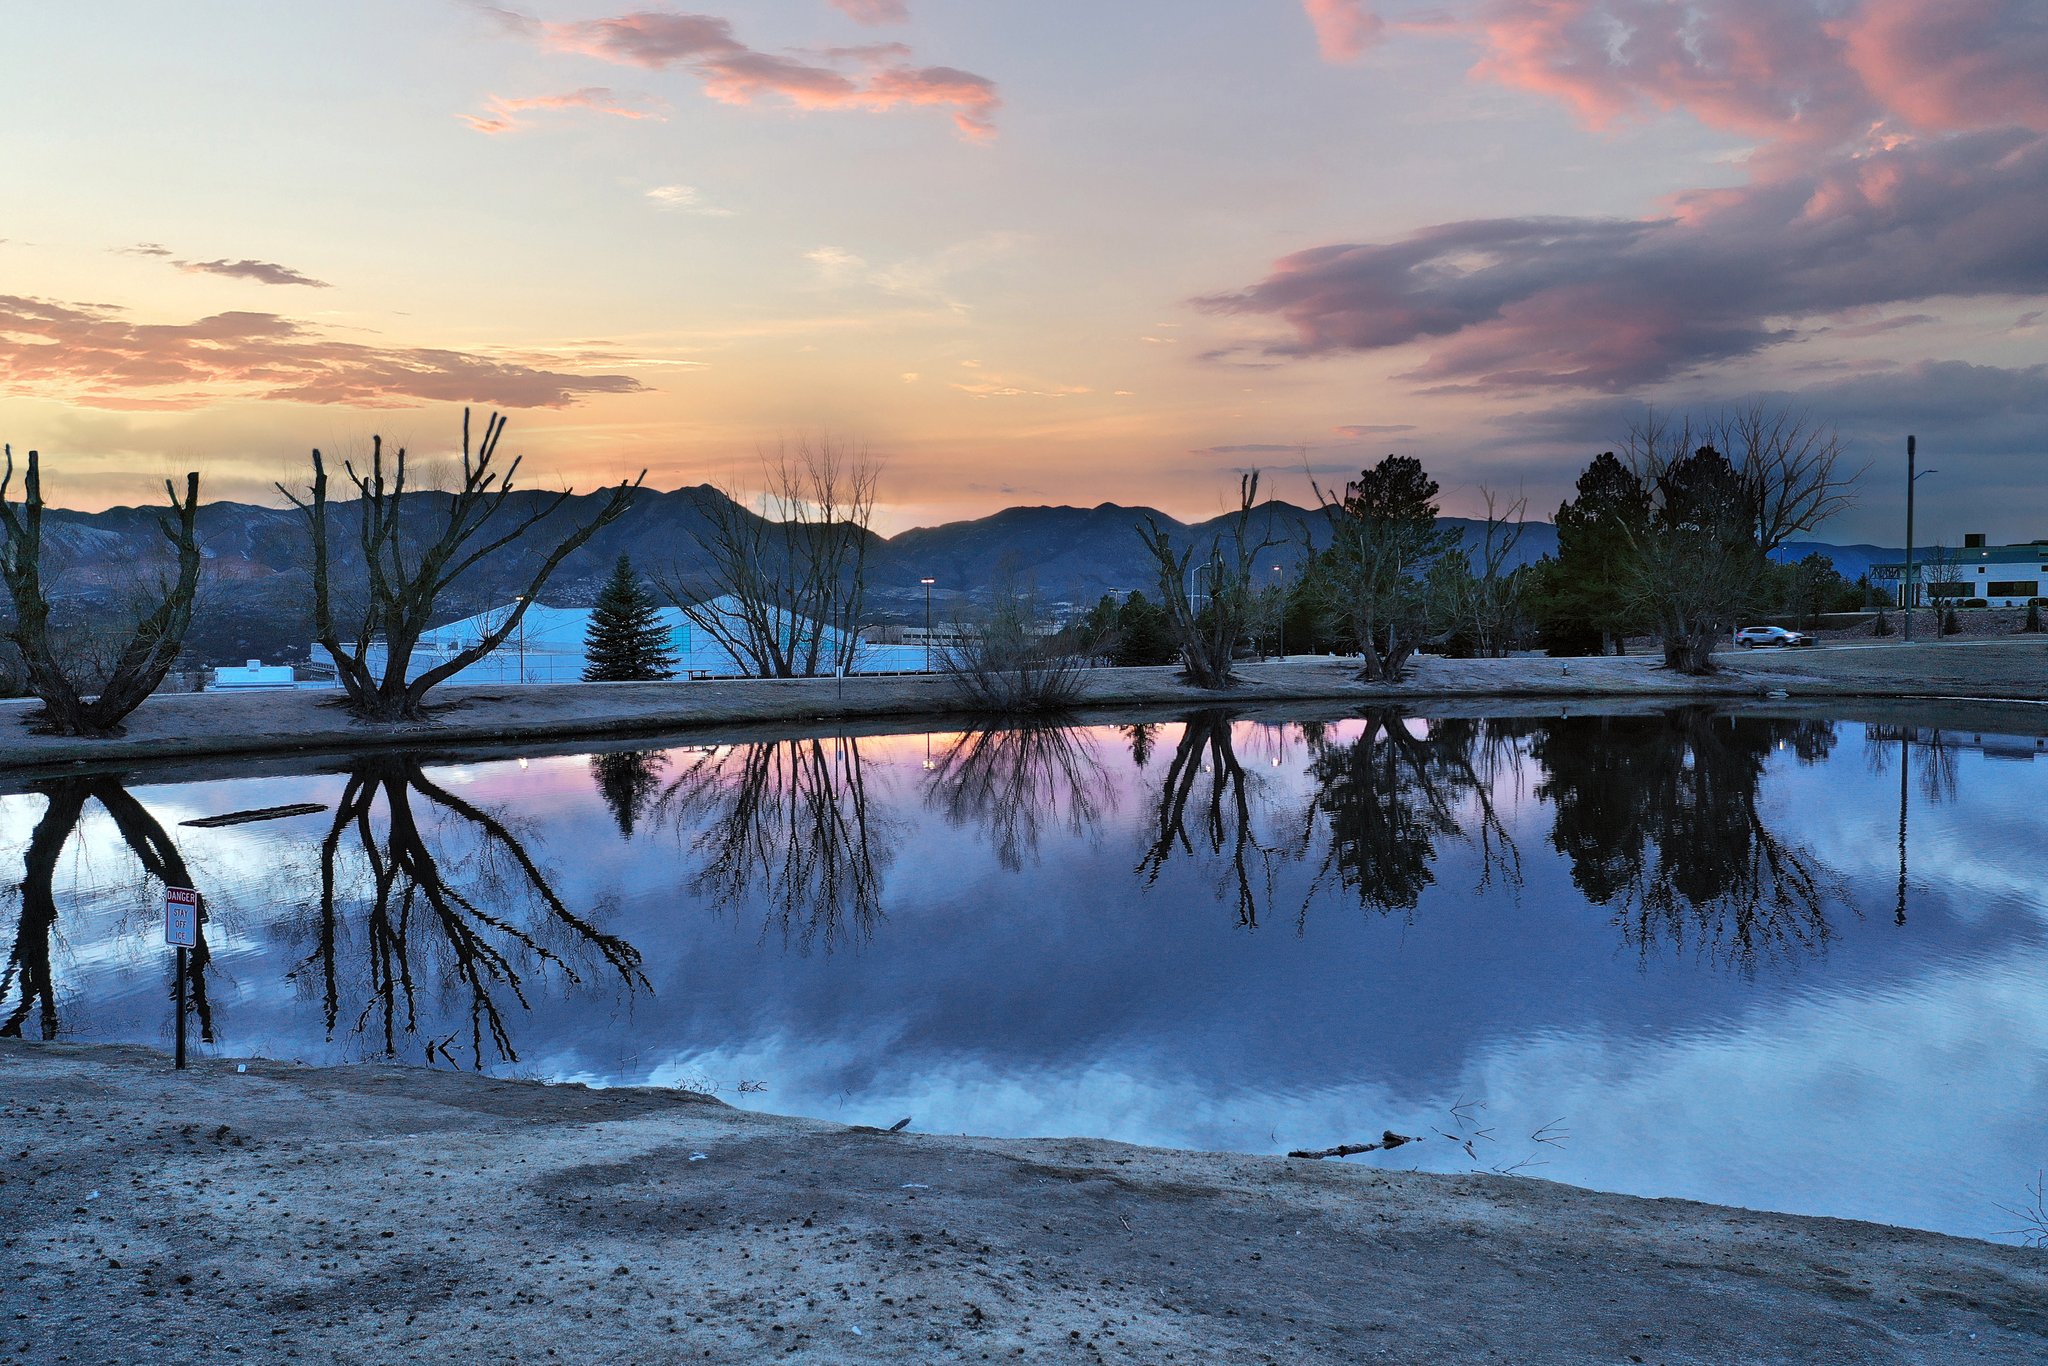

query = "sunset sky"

[{"left": 3, "top": 1, "right": 2043, "bottom": 540}]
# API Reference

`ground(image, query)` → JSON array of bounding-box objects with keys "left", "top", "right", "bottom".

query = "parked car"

[{"left": 1733, "top": 625, "right": 1815, "bottom": 649}]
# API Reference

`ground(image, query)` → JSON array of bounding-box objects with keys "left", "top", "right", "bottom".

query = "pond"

[{"left": 5, "top": 706, "right": 2045, "bottom": 1245}]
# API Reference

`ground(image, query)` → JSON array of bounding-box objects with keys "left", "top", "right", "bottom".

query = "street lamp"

[
  {"left": 920, "top": 577, "right": 936, "bottom": 672},
  {"left": 1901, "top": 437, "right": 1939, "bottom": 642},
  {"left": 512, "top": 594, "right": 528, "bottom": 683},
  {"left": 1272, "top": 565, "right": 1284, "bottom": 659}
]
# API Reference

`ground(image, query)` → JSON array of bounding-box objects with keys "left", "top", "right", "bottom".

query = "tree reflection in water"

[
  {"left": 925, "top": 724, "right": 1113, "bottom": 870},
  {"left": 2, "top": 777, "right": 214, "bottom": 1041},
  {"left": 1533, "top": 709, "right": 1844, "bottom": 970},
  {"left": 1298, "top": 714, "right": 1522, "bottom": 923},
  {"left": 291, "top": 755, "right": 645, "bottom": 1068},
  {"left": 591, "top": 749, "right": 668, "bottom": 838},
  {"left": 658, "top": 736, "right": 890, "bottom": 952},
  {"left": 1137, "top": 711, "right": 1282, "bottom": 927}
]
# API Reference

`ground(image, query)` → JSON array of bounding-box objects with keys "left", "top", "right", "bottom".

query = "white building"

[
  {"left": 211, "top": 660, "right": 298, "bottom": 690},
  {"left": 331, "top": 596, "right": 926, "bottom": 686}
]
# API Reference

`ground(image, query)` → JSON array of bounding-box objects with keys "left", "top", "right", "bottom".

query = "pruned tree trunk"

[
  {"left": 0, "top": 448, "right": 202, "bottom": 737},
  {"left": 1137, "top": 473, "right": 1276, "bottom": 690},
  {"left": 278, "top": 409, "right": 643, "bottom": 723}
]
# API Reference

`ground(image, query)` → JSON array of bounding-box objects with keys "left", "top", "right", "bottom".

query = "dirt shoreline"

[
  {"left": 3, "top": 638, "right": 2046, "bottom": 773},
  {"left": 4, "top": 1042, "right": 2041, "bottom": 1364}
]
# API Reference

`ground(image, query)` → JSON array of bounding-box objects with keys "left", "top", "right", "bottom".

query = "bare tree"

[
  {"left": 1623, "top": 408, "right": 1857, "bottom": 674},
  {"left": 277, "top": 410, "right": 642, "bottom": 722},
  {"left": 1136, "top": 472, "right": 1279, "bottom": 689},
  {"left": 939, "top": 576, "right": 1089, "bottom": 713},
  {"left": 663, "top": 441, "right": 878, "bottom": 678},
  {"left": 1719, "top": 405, "right": 1858, "bottom": 555},
  {"left": 1427, "top": 489, "right": 1529, "bottom": 657},
  {"left": 0, "top": 448, "right": 202, "bottom": 736}
]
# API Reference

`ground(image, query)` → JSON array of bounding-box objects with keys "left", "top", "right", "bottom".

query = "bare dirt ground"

[
  {"left": 4, "top": 1042, "right": 2042, "bottom": 1365},
  {"left": 4, "top": 638, "right": 2044, "bottom": 772}
]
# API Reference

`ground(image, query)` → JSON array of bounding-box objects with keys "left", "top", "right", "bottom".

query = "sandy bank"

[
  {"left": 4, "top": 1042, "right": 2040, "bottom": 1364},
  {"left": 3, "top": 638, "right": 2045, "bottom": 772}
]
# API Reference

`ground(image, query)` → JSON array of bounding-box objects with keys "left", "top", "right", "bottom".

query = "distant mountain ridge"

[{"left": 21, "top": 488, "right": 1890, "bottom": 665}]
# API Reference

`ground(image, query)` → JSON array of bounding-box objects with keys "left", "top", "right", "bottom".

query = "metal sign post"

[{"left": 165, "top": 887, "right": 199, "bottom": 1070}]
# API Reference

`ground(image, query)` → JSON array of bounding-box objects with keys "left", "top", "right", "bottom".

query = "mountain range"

[{"left": 24, "top": 486, "right": 1901, "bottom": 666}]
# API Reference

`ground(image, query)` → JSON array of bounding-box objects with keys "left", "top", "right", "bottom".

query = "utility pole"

[{"left": 1903, "top": 435, "right": 1916, "bottom": 642}]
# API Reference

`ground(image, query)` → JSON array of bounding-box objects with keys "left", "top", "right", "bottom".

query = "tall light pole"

[
  {"left": 920, "top": 577, "right": 935, "bottom": 672},
  {"left": 1902, "top": 437, "right": 1938, "bottom": 642},
  {"left": 1272, "top": 564, "right": 1284, "bottom": 659},
  {"left": 512, "top": 594, "right": 527, "bottom": 683}
]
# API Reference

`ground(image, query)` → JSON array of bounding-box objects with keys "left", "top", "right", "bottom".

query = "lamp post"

[
  {"left": 920, "top": 577, "right": 935, "bottom": 672},
  {"left": 1902, "top": 438, "right": 1939, "bottom": 642},
  {"left": 512, "top": 595, "right": 527, "bottom": 683},
  {"left": 1272, "top": 564, "right": 1284, "bottom": 659}
]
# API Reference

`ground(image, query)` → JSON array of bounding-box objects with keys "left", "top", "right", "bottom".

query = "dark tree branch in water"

[
  {"left": 1533, "top": 709, "right": 1845, "bottom": 972},
  {"left": 1297, "top": 713, "right": 1521, "bottom": 927},
  {"left": 291, "top": 755, "right": 644, "bottom": 1068},
  {"left": 1137, "top": 711, "right": 1277, "bottom": 927},
  {"left": 3, "top": 778, "right": 213, "bottom": 1041},
  {"left": 925, "top": 724, "right": 1112, "bottom": 871},
  {"left": 659, "top": 736, "right": 890, "bottom": 953}
]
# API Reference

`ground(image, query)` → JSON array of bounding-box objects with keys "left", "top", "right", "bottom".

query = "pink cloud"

[
  {"left": 830, "top": 0, "right": 909, "bottom": 23},
  {"left": 1464, "top": 0, "right": 2048, "bottom": 152},
  {"left": 1303, "top": 0, "right": 1386, "bottom": 63},
  {"left": 501, "top": 8, "right": 998, "bottom": 140},
  {"left": 0, "top": 295, "right": 646, "bottom": 411},
  {"left": 1836, "top": 0, "right": 2048, "bottom": 133},
  {"left": 460, "top": 86, "right": 666, "bottom": 134}
]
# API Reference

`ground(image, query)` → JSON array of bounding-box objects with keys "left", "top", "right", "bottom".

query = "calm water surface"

[{"left": 5, "top": 707, "right": 2045, "bottom": 1243}]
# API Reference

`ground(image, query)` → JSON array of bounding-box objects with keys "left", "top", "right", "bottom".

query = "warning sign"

[{"left": 164, "top": 887, "right": 199, "bottom": 948}]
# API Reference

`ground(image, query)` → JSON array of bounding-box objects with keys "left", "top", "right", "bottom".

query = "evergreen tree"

[
  {"left": 1112, "top": 591, "right": 1178, "bottom": 666},
  {"left": 583, "top": 555, "right": 677, "bottom": 681},
  {"left": 1541, "top": 451, "right": 1651, "bottom": 655}
]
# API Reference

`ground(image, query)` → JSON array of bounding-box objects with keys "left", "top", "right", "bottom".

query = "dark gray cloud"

[
  {"left": 177, "top": 258, "right": 331, "bottom": 288},
  {"left": 1198, "top": 130, "right": 2048, "bottom": 391}
]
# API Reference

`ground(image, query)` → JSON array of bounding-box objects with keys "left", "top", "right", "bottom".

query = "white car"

[{"left": 1733, "top": 625, "right": 1814, "bottom": 649}]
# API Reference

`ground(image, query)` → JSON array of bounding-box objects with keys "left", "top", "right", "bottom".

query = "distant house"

[
  {"left": 1874, "top": 533, "right": 2048, "bottom": 607},
  {"left": 212, "top": 660, "right": 298, "bottom": 690},
  {"left": 329, "top": 596, "right": 926, "bottom": 686}
]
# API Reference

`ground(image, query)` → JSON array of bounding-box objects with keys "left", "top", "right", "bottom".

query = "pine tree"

[{"left": 583, "top": 555, "right": 677, "bottom": 681}]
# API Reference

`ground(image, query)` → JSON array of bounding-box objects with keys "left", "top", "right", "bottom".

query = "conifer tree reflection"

[
  {"left": 1137, "top": 711, "right": 1279, "bottom": 926},
  {"left": 590, "top": 749, "right": 668, "bottom": 838},
  {"left": 292, "top": 755, "right": 644, "bottom": 1067},
  {"left": 3, "top": 777, "right": 213, "bottom": 1041},
  {"left": 925, "top": 724, "right": 1111, "bottom": 870},
  {"left": 1533, "top": 710, "right": 1842, "bottom": 969},
  {"left": 1298, "top": 714, "right": 1521, "bottom": 922},
  {"left": 659, "top": 737, "right": 889, "bottom": 952}
]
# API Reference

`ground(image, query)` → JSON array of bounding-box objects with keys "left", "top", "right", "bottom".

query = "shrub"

[
  {"left": 1871, "top": 607, "right": 1893, "bottom": 637},
  {"left": 940, "top": 586, "right": 1088, "bottom": 714},
  {"left": 1940, "top": 606, "right": 1961, "bottom": 635},
  {"left": 2024, "top": 601, "right": 2044, "bottom": 634}
]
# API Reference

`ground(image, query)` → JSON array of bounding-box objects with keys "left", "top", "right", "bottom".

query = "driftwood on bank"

[{"left": 1288, "top": 1130, "right": 1423, "bottom": 1160}]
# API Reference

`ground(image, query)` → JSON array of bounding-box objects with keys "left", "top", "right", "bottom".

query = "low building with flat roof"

[{"left": 1872, "top": 533, "right": 2048, "bottom": 607}]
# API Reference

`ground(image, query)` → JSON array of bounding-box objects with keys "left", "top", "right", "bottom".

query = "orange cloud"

[
  {"left": 460, "top": 86, "right": 667, "bottom": 134},
  {"left": 0, "top": 295, "right": 647, "bottom": 411},
  {"left": 1303, "top": 0, "right": 1385, "bottom": 63}
]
